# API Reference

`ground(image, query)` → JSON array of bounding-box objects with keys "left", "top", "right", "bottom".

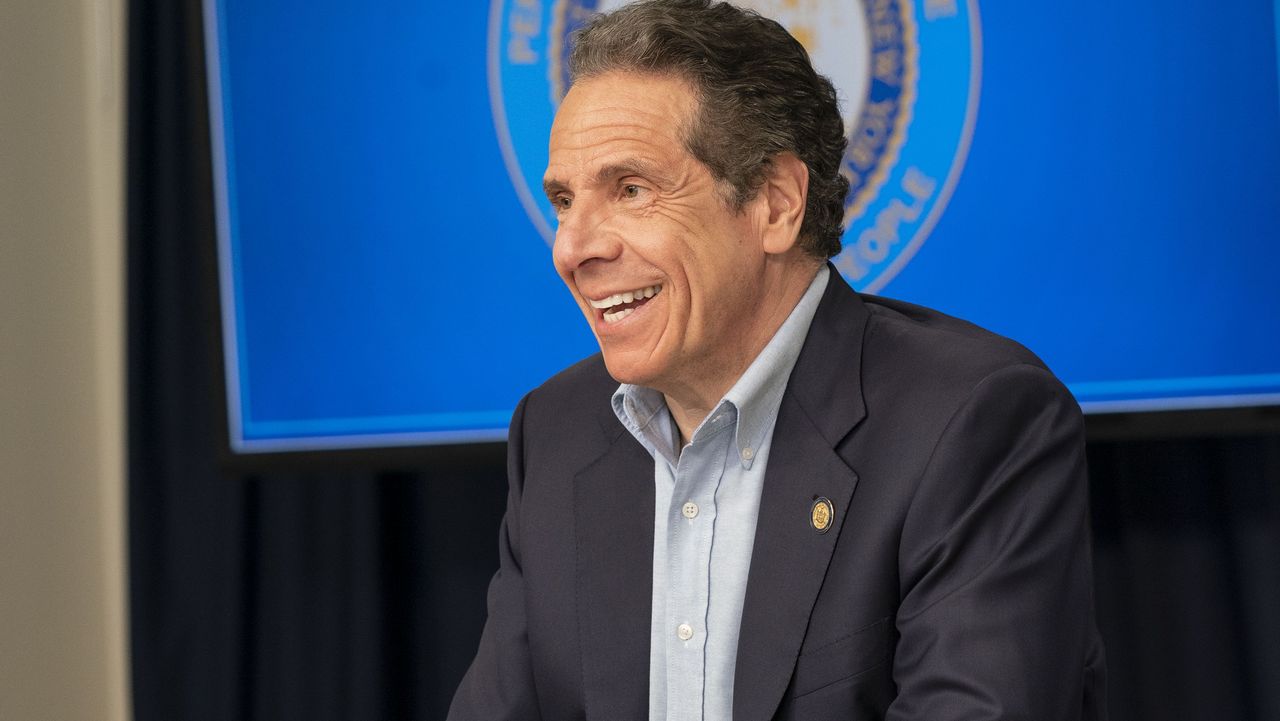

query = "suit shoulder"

[
  {"left": 522, "top": 353, "right": 617, "bottom": 422},
  {"left": 862, "top": 294, "right": 1045, "bottom": 370},
  {"left": 512, "top": 353, "right": 624, "bottom": 476},
  {"left": 857, "top": 294, "right": 1064, "bottom": 408}
]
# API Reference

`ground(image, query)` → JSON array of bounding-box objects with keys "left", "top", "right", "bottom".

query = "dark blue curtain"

[
  {"left": 126, "top": 2, "right": 504, "bottom": 718},
  {"left": 126, "top": 0, "right": 1280, "bottom": 718},
  {"left": 1087, "top": 437, "right": 1280, "bottom": 720}
]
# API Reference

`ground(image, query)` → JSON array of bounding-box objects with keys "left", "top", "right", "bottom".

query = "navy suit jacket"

[{"left": 450, "top": 269, "right": 1107, "bottom": 721}]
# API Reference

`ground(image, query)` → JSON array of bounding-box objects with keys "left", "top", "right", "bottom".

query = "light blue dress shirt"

[{"left": 611, "top": 266, "right": 830, "bottom": 721}]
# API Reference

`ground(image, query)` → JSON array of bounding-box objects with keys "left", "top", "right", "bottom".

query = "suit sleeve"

[
  {"left": 888, "top": 364, "right": 1107, "bottom": 721},
  {"left": 448, "top": 395, "right": 543, "bottom": 721}
]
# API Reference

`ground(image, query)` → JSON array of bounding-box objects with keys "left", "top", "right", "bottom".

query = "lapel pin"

[{"left": 811, "top": 497, "right": 834, "bottom": 534}]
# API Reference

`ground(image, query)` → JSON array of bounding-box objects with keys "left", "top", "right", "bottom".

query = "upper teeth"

[{"left": 589, "top": 284, "right": 662, "bottom": 309}]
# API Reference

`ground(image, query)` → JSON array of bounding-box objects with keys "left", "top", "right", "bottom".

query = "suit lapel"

[
  {"left": 733, "top": 269, "right": 871, "bottom": 721},
  {"left": 731, "top": 397, "right": 859, "bottom": 721},
  {"left": 569, "top": 269, "right": 872, "bottom": 721},
  {"left": 574, "top": 428, "right": 655, "bottom": 721}
]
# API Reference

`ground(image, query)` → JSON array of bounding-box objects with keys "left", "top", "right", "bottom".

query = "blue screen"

[{"left": 204, "top": 0, "right": 1280, "bottom": 452}]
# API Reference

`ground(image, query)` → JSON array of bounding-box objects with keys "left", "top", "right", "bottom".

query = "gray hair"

[{"left": 569, "top": 0, "right": 850, "bottom": 259}]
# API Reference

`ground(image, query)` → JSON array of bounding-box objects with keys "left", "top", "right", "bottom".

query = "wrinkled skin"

[{"left": 543, "top": 71, "right": 818, "bottom": 440}]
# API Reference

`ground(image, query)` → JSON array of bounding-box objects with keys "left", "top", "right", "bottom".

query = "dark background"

[{"left": 127, "top": 0, "right": 1280, "bottom": 719}]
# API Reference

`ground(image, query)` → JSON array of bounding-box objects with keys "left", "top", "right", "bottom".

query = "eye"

[
  {"left": 622, "top": 184, "right": 641, "bottom": 199},
  {"left": 554, "top": 195, "right": 572, "bottom": 211}
]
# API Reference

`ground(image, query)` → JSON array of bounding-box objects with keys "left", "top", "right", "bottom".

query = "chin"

[
  {"left": 599, "top": 351, "right": 661, "bottom": 388},
  {"left": 600, "top": 356, "right": 642, "bottom": 385}
]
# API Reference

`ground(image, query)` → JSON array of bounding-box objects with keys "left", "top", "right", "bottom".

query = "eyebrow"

[{"left": 543, "top": 158, "right": 668, "bottom": 201}]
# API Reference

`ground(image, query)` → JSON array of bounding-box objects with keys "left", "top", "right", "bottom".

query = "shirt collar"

[
  {"left": 611, "top": 383, "right": 680, "bottom": 464},
  {"left": 611, "top": 265, "right": 830, "bottom": 469}
]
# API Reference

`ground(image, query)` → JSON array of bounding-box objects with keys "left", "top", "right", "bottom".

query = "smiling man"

[
  {"left": 450, "top": 2, "right": 1106, "bottom": 720},
  {"left": 544, "top": 71, "right": 824, "bottom": 444}
]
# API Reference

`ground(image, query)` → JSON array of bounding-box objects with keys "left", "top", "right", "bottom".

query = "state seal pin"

[{"left": 811, "top": 497, "right": 834, "bottom": 534}]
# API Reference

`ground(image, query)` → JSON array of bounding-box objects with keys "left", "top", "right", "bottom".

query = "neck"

[{"left": 663, "top": 260, "right": 821, "bottom": 445}]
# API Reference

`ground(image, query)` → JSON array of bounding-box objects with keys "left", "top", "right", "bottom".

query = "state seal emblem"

[{"left": 489, "top": 0, "right": 980, "bottom": 293}]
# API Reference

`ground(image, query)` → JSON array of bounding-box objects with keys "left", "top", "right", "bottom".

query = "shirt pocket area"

[{"left": 789, "top": 615, "right": 893, "bottom": 699}]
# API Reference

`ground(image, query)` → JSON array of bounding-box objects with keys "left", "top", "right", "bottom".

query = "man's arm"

[
  {"left": 889, "top": 364, "right": 1106, "bottom": 721},
  {"left": 448, "top": 395, "right": 542, "bottom": 721}
]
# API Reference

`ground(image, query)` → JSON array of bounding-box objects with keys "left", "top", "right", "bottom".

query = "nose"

[{"left": 552, "top": 198, "right": 622, "bottom": 272}]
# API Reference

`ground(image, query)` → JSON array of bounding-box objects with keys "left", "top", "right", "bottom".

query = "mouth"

[{"left": 587, "top": 284, "right": 663, "bottom": 324}]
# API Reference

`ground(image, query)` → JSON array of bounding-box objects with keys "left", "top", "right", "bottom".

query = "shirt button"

[
  {"left": 681, "top": 501, "right": 699, "bottom": 519},
  {"left": 676, "top": 623, "right": 694, "bottom": 641},
  {"left": 741, "top": 447, "right": 754, "bottom": 461}
]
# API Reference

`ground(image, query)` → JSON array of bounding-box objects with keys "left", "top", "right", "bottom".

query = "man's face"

[{"left": 544, "top": 72, "right": 773, "bottom": 396}]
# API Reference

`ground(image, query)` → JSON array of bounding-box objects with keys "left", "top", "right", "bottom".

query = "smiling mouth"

[{"left": 589, "top": 284, "right": 663, "bottom": 324}]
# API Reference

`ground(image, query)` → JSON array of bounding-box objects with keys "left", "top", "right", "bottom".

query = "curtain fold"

[
  {"left": 126, "top": 2, "right": 505, "bottom": 719},
  {"left": 1087, "top": 437, "right": 1280, "bottom": 720}
]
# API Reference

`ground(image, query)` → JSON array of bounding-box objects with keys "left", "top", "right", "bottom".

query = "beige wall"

[{"left": 0, "top": 0, "right": 129, "bottom": 719}]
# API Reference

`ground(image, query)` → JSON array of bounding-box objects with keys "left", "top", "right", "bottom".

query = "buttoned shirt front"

[{"left": 611, "top": 266, "right": 830, "bottom": 721}]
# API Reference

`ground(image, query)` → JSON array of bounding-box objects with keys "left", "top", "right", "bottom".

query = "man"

[{"left": 451, "top": 1, "right": 1106, "bottom": 719}]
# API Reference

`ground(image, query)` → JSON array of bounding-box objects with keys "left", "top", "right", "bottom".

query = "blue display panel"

[{"left": 204, "top": 0, "right": 1280, "bottom": 452}]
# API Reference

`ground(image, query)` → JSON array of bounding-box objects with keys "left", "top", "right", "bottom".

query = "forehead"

[{"left": 546, "top": 72, "right": 698, "bottom": 180}]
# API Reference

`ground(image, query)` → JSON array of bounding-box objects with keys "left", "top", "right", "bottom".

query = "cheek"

[{"left": 651, "top": 200, "right": 709, "bottom": 237}]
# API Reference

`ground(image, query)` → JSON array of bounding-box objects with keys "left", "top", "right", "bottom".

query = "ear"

[{"left": 759, "top": 153, "right": 809, "bottom": 256}]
